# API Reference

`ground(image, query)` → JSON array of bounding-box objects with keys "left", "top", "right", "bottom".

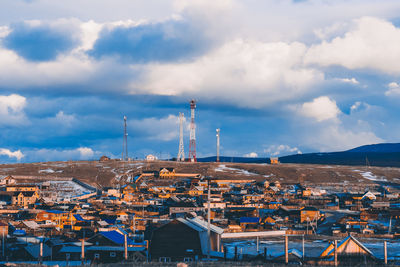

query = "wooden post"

[
  {"left": 124, "top": 234, "right": 128, "bottom": 260},
  {"left": 81, "top": 238, "right": 85, "bottom": 264},
  {"left": 302, "top": 235, "right": 305, "bottom": 260},
  {"left": 334, "top": 240, "right": 338, "bottom": 267},
  {"left": 234, "top": 246, "right": 238, "bottom": 261},
  {"left": 384, "top": 241, "right": 387, "bottom": 265},
  {"left": 217, "top": 234, "right": 221, "bottom": 252},
  {"left": 256, "top": 236, "right": 259, "bottom": 253},
  {"left": 224, "top": 246, "right": 227, "bottom": 261},
  {"left": 39, "top": 241, "right": 43, "bottom": 264},
  {"left": 285, "top": 235, "right": 288, "bottom": 264}
]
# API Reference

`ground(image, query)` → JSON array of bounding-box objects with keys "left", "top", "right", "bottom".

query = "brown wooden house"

[{"left": 150, "top": 217, "right": 223, "bottom": 262}]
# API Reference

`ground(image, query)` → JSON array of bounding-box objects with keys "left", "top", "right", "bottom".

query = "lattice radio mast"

[
  {"left": 216, "top": 128, "right": 220, "bottom": 162},
  {"left": 177, "top": 112, "right": 185, "bottom": 161},
  {"left": 189, "top": 100, "right": 197, "bottom": 162}
]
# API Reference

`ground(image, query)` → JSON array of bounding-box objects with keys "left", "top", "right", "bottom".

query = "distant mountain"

[
  {"left": 197, "top": 143, "right": 400, "bottom": 167},
  {"left": 346, "top": 143, "right": 400, "bottom": 153},
  {"left": 197, "top": 156, "right": 269, "bottom": 164},
  {"left": 279, "top": 152, "right": 400, "bottom": 167}
]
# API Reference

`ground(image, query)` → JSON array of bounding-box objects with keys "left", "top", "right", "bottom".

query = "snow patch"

[
  {"left": 214, "top": 165, "right": 259, "bottom": 176},
  {"left": 354, "top": 170, "right": 387, "bottom": 181}
]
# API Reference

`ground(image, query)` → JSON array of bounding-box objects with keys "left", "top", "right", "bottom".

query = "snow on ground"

[
  {"left": 49, "top": 180, "right": 92, "bottom": 198},
  {"left": 354, "top": 170, "right": 388, "bottom": 182},
  {"left": 39, "top": 169, "right": 55, "bottom": 173},
  {"left": 39, "top": 168, "right": 62, "bottom": 174},
  {"left": 215, "top": 164, "right": 260, "bottom": 176}
]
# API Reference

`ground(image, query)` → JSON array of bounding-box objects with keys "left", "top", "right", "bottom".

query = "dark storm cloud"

[
  {"left": 89, "top": 20, "right": 210, "bottom": 63},
  {"left": 3, "top": 22, "right": 78, "bottom": 61}
]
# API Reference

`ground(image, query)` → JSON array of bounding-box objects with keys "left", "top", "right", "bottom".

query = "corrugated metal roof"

[
  {"left": 99, "top": 230, "right": 134, "bottom": 245},
  {"left": 240, "top": 217, "right": 260, "bottom": 223}
]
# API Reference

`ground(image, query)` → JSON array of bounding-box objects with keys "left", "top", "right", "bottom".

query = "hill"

[
  {"left": 197, "top": 143, "right": 400, "bottom": 167},
  {"left": 346, "top": 143, "right": 400, "bottom": 153}
]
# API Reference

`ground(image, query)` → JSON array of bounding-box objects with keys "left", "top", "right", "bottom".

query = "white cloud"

[
  {"left": 303, "top": 123, "right": 383, "bottom": 152},
  {"left": 300, "top": 96, "right": 341, "bottom": 122},
  {"left": 336, "top": 77, "right": 359, "bottom": 84},
  {"left": 25, "top": 147, "right": 99, "bottom": 162},
  {"left": 385, "top": 82, "right": 400, "bottom": 96},
  {"left": 77, "top": 147, "right": 94, "bottom": 158},
  {"left": 0, "top": 94, "right": 27, "bottom": 125},
  {"left": 264, "top": 145, "right": 302, "bottom": 157},
  {"left": 134, "top": 39, "right": 323, "bottom": 108},
  {"left": 243, "top": 152, "right": 258, "bottom": 158},
  {"left": 55, "top": 111, "right": 76, "bottom": 127},
  {"left": 0, "top": 148, "right": 24, "bottom": 160},
  {"left": 130, "top": 114, "right": 183, "bottom": 141},
  {"left": 305, "top": 17, "right": 400, "bottom": 74}
]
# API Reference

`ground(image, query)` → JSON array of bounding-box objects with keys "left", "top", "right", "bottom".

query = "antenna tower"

[
  {"left": 177, "top": 112, "right": 185, "bottom": 161},
  {"left": 189, "top": 99, "right": 197, "bottom": 162},
  {"left": 122, "top": 116, "right": 128, "bottom": 161},
  {"left": 216, "top": 128, "right": 220, "bottom": 162}
]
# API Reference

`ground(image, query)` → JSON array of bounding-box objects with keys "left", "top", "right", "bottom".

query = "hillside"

[{"left": 0, "top": 160, "right": 400, "bottom": 190}]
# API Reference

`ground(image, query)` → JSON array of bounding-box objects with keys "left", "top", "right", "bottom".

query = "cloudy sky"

[{"left": 1, "top": 0, "right": 400, "bottom": 162}]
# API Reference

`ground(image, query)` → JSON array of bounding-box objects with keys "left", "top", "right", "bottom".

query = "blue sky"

[{"left": 1, "top": 0, "right": 400, "bottom": 162}]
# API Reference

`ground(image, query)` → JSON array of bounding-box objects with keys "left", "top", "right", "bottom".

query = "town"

[{"left": 0, "top": 157, "right": 398, "bottom": 266}]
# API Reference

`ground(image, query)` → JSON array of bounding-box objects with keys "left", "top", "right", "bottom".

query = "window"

[
  {"left": 94, "top": 253, "right": 100, "bottom": 259},
  {"left": 159, "top": 257, "right": 171, "bottom": 262},
  {"left": 184, "top": 257, "right": 193, "bottom": 262},
  {"left": 110, "top": 252, "right": 116, "bottom": 257}
]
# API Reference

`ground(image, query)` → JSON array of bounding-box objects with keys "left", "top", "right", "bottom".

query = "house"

[
  {"left": 99, "top": 155, "right": 111, "bottom": 162},
  {"left": 6, "top": 184, "right": 38, "bottom": 192},
  {"left": 239, "top": 217, "right": 260, "bottom": 230},
  {"left": 319, "top": 235, "right": 376, "bottom": 264},
  {"left": 58, "top": 231, "right": 147, "bottom": 263},
  {"left": 159, "top": 168, "right": 176, "bottom": 179},
  {"left": 270, "top": 158, "right": 279, "bottom": 165},
  {"left": 12, "top": 191, "right": 39, "bottom": 207},
  {"left": 0, "top": 175, "right": 16, "bottom": 185},
  {"left": 0, "top": 221, "right": 8, "bottom": 236},
  {"left": 150, "top": 217, "right": 224, "bottom": 262},
  {"left": 146, "top": 154, "right": 157, "bottom": 161},
  {"left": 300, "top": 207, "right": 320, "bottom": 223}
]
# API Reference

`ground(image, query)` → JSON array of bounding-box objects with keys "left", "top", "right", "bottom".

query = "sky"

[{"left": 1, "top": 0, "right": 400, "bottom": 162}]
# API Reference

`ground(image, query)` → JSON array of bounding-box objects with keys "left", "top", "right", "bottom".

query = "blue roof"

[
  {"left": 104, "top": 218, "right": 116, "bottom": 225},
  {"left": 45, "top": 210, "right": 66, "bottom": 214},
  {"left": 13, "top": 229, "right": 26, "bottom": 236},
  {"left": 133, "top": 175, "right": 141, "bottom": 182},
  {"left": 240, "top": 217, "right": 260, "bottom": 223},
  {"left": 73, "top": 214, "right": 89, "bottom": 221},
  {"left": 100, "top": 230, "right": 134, "bottom": 245}
]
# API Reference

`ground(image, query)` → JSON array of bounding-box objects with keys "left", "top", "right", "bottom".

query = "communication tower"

[
  {"left": 216, "top": 128, "right": 220, "bottom": 162},
  {"left": 177, "top": 112, "right": 185, "bottom": 161},
  {"left": 189, "top": 100, "right": 197, "bottom": 162}
]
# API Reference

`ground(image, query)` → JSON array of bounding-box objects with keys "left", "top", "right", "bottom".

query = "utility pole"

[
  {"left": 285, "top": 235, "right": 288, "bottom": 264},
  {"left": 177, "top": 112, "right": 185, "bottom": 161},
  {"left": 334, "top": 240, "right": 338, "bottom": 267},
  {"left": 207, "top": 178, "right": 211, "bottom": 259},
  {"left": 216, "top": 128, "right": 220, "bottom": 162},
  {"left": 189, "top": 100, "right": 197, "bottom": 162},
  {"left": 122, "top": 116, "right": 128, "bottom": 161}
]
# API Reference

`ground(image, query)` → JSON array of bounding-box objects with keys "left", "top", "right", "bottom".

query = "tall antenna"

[
  {"left": 177, "top": 112, "right": 185, "bottom": 161},
  {"left": 216, "top": 128, "right": 220, "bottom": 162},
  {"left": 189, "top": 99, "right": 197, "bottom": 162},
  {"left": 123, "top": 116, "right": 128, "bottom": 161}
]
